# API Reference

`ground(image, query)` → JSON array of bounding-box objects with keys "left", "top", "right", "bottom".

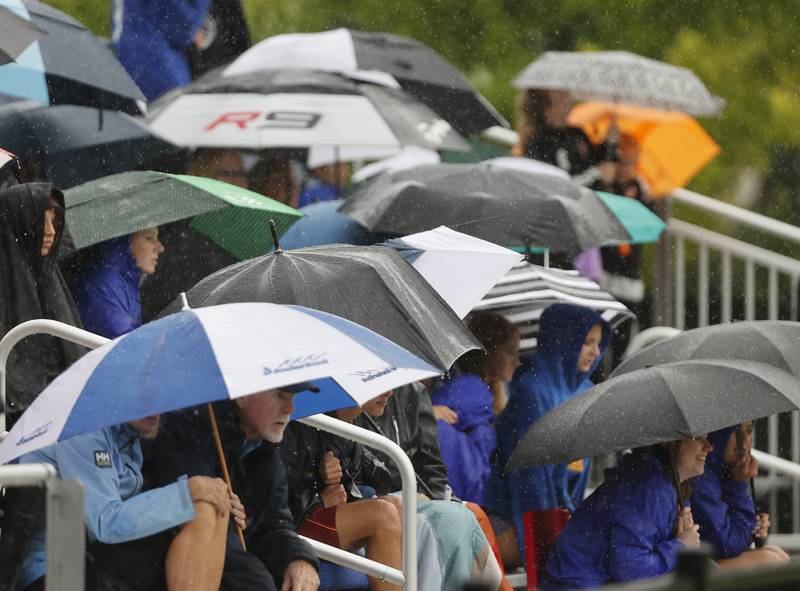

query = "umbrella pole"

[
  {"left": 206, "top": 403, "right": 247, "bottom": 550},
  {"left": 750, "top": 478, "right": 765, "bottom": 548},
  {"left": 269, "top": 219, "right": 282, "bottom": 253}
]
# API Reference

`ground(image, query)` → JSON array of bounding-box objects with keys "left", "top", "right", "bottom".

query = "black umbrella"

[
  {"left": 222, "top": 28, "right": 509, "bottom": 136},
  {"left": 506, "top": 359, "right": 800, "bottom": 471},
  {"left": 0, "top": 5, "right": 43, "bottom": 65},
  {"left": 339, "top": 162, "right": 631, "bottom": 255},
  {"left": 0, "top": 102, "right": 177, "bottom": 188},
  {"left": 160, "top": 243, "right": 480, "bottom": 372},
  {"left": 612, "top": 320, "right": 800, "bottom": 378},
  {"left": 0, "top": 0, "right": 145, "bottom": 114}
]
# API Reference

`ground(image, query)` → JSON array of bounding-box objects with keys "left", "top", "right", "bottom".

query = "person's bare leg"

[
  {"left": 335, "top": 499, "right": 402, "bottom": 591},
  {"left": 717, "top": 546, "right": 790, "bottom": 570},
  {"left": 165, "top": 502, "right": 228, "bottom": 591},
  {"left": 495, "top": 527, "right": 521, "bottom": 570}
]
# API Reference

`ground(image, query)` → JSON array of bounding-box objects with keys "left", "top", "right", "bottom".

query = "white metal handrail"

[
  {"left": 752, "top": 449, "right": 800, "bottom": 481},
  {"left": 0, "top": 319, "right": 417, "bottom": 590}
]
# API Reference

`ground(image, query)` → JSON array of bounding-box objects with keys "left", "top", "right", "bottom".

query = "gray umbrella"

[
  {"left": 159, "top": 244, "right": 480, "bottom": 372},
  {"left": 612, "top": 320, "right": 800, "bottom": 378},
  {"left": 513, "top": 51, "right": 724, "bottom": 117},
  {"left": 339, "top": 162, "right": 631, "bottom": 255},
  {"left": 506, "top": 359, "right": 800, "bottom": 471}
]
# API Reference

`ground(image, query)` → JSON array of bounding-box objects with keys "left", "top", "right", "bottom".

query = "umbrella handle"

[
  {"left": 750, "top": 477, "right": 765, "bottom": 548},
  {"left": 207, "top": 403, "right": 247, "bottom": 550}
]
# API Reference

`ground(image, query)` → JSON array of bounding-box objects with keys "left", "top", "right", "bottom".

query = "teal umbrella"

[
  {"left": 596, "top": 191, "right": 665, "bottom": 244},
  {"left": 64, "top": 170, "right": 302, "bottom": 260}
]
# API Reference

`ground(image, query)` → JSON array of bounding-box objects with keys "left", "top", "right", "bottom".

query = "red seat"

[{"left": 523, "top": 508, "right": 571, "bottom": 590}]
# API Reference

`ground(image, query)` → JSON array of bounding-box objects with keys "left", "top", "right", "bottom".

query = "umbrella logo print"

[
  {"left": 261, "top": 111, "right": 321, "bottom": 129},
  {"left": 354, "top": 366, "right": 399, "bottom": 383},
  {"left": 416, "top": 120, "right": 452, "bottom": 146},
  {"left": 16, "top": 421, "right": 53, "bottom": 446},
  {"left": 263, "top": 353, "right": 329, "bottom": 375}
]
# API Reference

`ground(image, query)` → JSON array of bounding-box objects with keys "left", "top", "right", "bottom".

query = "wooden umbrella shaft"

[{"left": 207, "top": 403, "right": 247, "bottom": 550}]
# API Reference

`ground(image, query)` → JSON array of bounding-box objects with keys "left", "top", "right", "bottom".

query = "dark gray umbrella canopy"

[
  {"left": 507, "top": 359, "right": 800, "bottom": 471},
  {"left": 0, "top": 102, "right": 176, "bottom": 188},
  {"left": 339, "top": 163, "right": 631, "bottom": 254},
  {"left": 16, "top": 0, "right": 145, "bottom": 114},
  {"left": 0, "top": 5, "right": 43, "bottom": 65},
  {"left": 513, "top": 51, "right": 724, "bottom": 117},
  {"left": 613, "top": 320, "right": 800, "bottom": 378},
  {"left": 161, "top": 244, "right": 480, "bottom": 371}
]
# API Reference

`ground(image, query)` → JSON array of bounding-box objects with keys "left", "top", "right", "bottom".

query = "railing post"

[
  {"left": 674, "top": 235, "right": 686, "bottom": 330},
  {"left": 721, "top": 251, "right": 732, "bottom": 323},
  {"left": 697, "top": 244, "right": 709, "bottom": 327},
  {"left": 46, "top": 479, "right": 85, "bottom": 591},
  {"left": 744, "top": 260, "right": 756, "bottom": 321}
]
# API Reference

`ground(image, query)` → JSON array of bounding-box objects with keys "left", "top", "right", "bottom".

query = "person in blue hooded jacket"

[
  {"left": 431, "top": 312, "right": 520, "bottom": 504},
  {"left": 540, "top": 436, "right": 710, "bottom": 590},
  {"left": 70, "top": 228, "right": 164, "bottom": 339},
  {"left": 111, "top": 0, "right": 211, "bottom": 101},
  {"left": 483, "top": 303, "right": 610, "bottom": 567},
  {"left": 691, "top": 422, "right": 790, "bottom": 568}
]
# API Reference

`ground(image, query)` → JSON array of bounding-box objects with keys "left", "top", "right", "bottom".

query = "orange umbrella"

[{"left": 567, "top": 102, "right": 720, "bottom": 197}]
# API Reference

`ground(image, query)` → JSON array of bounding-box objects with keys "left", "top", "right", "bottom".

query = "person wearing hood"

[
  {"left": 691, "top": 422, "right": 790, "bottom": 568},
  {"left": 0, "top": 182, "right": 85, "bottom": 423},
  {"left": 431, "top": 312, "right": 520, "bottom": 504},
  {"left": 483, "top": 303, "right": 610, "bottom": 568},
  {"left": 0, "top": 183, "right": 87, "bottom": 587},
  {"left": 69, "top": 228, "right": 165, "bottom": 339},
  {"left": 540, "top": 437, "right": 711, "bottom": 589}
]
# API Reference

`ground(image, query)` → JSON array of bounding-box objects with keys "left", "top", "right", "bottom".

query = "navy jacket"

[
  {"left": 541, "top": 451, "right": 685, "bottom": 590},
  {"left": 691, "top": 426, "right": 756, "bottom": 558},
  {"left": 484, "top": 304, "right": 610, "bottom": 556},
  {"left": 111, "top": 0, "right": 210, "bottom": 100},
  {"left": 431, "top": 374, "right": 496, "bottom": 504},
  {"left": 144, "top": 402, "right": 318, "bottom": 581},
  {"left": 70, "top": 236, "right": 143, "bottom": 339}
]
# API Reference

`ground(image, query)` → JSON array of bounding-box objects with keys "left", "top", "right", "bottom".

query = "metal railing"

[
  {"left": 0, "top": 463, "right": 85, "bottom": 591},
  {"left": 0, "top": 319, "right": 417, "bottom": 590},
  {"left": 664, "top": 195, "right": 800, "bottom": 534}
]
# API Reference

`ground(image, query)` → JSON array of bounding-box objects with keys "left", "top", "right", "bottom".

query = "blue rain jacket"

[
  {"left": 540, "top": 451, "right": 684, "bottom": 590},
  {"left": 483, "top": 304, "right": 610, "bottom": 556},
  {"left": 691, "top": 426, "right": 756, "bottom": 558},
  {"left": 70, "top": 236, "right": 143, "bottom": 339},
  {"left": 431, "top": 374, "right": 497, "bottom": 504},
  {"left": 298, "top": 180, "right": 342, "bottom": 209},
  {"left": 111, "top": 0, "right": 211, "bottom": 100},
  {"left": 18, "top": 424, "right": 195, "bottom": 588}
]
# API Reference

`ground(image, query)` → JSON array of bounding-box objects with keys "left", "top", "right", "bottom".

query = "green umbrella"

[
  {"left": 64, "top": 171, "right": 302, "bottom": 260},
  {"left": 595, "top": 191, "right": 665, "bottom": 244}
]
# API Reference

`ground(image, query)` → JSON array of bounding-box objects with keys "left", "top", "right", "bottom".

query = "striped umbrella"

[{"left": 473, "top": 261, "right": 634, "bottom": 351}]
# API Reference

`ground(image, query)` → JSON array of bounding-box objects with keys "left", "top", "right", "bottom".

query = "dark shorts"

[{"left": 298, "top": 505, "right": 340, "bottom": 547}]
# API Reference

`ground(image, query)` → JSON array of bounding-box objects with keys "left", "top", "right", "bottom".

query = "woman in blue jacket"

[
  {"left": 70, "top": 228, "right": 165, "bottom": 339},
  {"left": 431, "top": 312, "right": 520, "bottom": 504},
  {"left": 691, "top": 422, "right": 789, "bottom": 567},
  {"left": 484, "top": 303, "right": 610, "bottom": 566},
  {"left": 540, "top": 436, "right": 711, "bottom": 590}
]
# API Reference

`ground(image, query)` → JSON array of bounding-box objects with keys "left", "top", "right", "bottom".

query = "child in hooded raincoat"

[
  {"left": 431, "top": 312, "right": 520, "bottom": 504},
  {"left": 69, "top": 228, "right": 165, "bottom": 339},
  {"left": 540, "top": 437, "right": 710, "bottom": 590},
  {"left": 691, "top": 422, "right": 789, "bottom": 567},
  {"left": 483, "top": 303, "right": 610, "bottom": 564}
]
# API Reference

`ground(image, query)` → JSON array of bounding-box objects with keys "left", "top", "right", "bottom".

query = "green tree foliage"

[{"left": 44, "top": 0, "right": 800, "bottom": 208}]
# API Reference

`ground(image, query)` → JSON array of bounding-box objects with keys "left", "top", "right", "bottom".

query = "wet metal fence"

[{"left": 654, "top": 188, "right": 800, "bottom": 534}]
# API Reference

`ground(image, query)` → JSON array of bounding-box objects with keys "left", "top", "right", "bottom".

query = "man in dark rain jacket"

[{"left": 145, "top": 388, "right": 319, "bottom": 591}]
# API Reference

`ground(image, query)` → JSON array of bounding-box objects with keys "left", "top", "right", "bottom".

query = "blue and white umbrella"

[{"left": 0, "top": 302, "right": 439, "bottom": 464}]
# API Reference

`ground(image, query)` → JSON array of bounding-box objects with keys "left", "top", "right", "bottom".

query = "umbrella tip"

[
  {"left": 179, "top": 292, "right": 191, "bottom": 311},
  {"left": 269, "top": 219, "right": 282, "bottom": 254}
]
